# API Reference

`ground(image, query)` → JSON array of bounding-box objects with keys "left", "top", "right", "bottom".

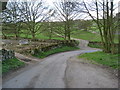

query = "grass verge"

[
  {"left": 2, "top": 58, "right": 25, "bottom": 74},
  {"left": 33, "top": 46, "right": 79, "bottom": 58},
  {"left": 78, "top": 51, "right": 119, "bottom": 69}
]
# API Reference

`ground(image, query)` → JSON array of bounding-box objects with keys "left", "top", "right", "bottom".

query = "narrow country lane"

[{"left": 2, "top": 39, "right": 118, "bottom": 88}]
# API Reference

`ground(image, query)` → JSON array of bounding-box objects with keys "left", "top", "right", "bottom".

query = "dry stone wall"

[{"left": 0, "top": 49, "right": 15, "bottom": 61}]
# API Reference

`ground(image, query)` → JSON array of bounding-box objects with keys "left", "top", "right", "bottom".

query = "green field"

[
  {"left": 78, "top": 51, "right": 119, "bottom": 69},
  {"left": 4, "top": 29, "right": 118, "bottom": 43},
  {"left": 5, "top": 33, "right": 64, "bottom": 40}
]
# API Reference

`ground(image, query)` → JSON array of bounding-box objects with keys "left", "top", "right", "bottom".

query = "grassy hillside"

[
  {"left": 72, "top": 30, "right": 118, "bottom": 43},
  {"left": 72, "top": 30, "right": 101, "bottom": 42}
]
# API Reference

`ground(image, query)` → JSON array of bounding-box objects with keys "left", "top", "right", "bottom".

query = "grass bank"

[
  {"left": 33, "top": 46, "right": 79, "bottom": 58},
  {"left": 2, "top": 58, "right": 25, "bottom": 74},
  {"left": 78, "top": 51, "right": 119, "bottom": 69}
]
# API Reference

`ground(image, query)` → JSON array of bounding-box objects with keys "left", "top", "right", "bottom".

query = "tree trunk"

[
  {"left": 64, "top": 22, "right": 67, "bottom": 40},
  {"left": 2, "top": 32, "right": 7, "bottom": 39},
  {"left": 32, "top": 30, "right": 35, "bottom": 40}
]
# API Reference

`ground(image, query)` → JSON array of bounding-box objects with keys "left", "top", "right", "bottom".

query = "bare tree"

[
  {"left": 53, "top": 0, "right": 82, "bottom": 40},
  {"left": 82, "top": 0, "right": 117, "bottom": 54},
  {"left": 18, "top": 0, "right": 53, "bottom": 39},
  {"left": 2, "top": 1, "right": 23, "bottom": 39},
  {"left": 41, "top": 9, "right": 56, "bottom": 39}
]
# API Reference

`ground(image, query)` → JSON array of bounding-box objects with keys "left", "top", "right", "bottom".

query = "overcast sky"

[
  {"left": 2, "top": 0, "right": 120, "bottom": 13},
  {"left": 44, "top": 0, "right": 120, "bottom": 20},
  {"left": 5, "top": 0, "right": 120, "bottom": 21},
  {"left": 6, "top": 0, "right": 119, "bottom": 13},
  {"left": 45, "top": 0, "right": 119, "bottom": 12}
]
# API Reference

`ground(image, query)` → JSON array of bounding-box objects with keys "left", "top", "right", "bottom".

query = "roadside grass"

[
  {"left": 78, "top": 51, "right": 119, "bottom": 69},
  {"left": 33, "top": 46, "right": 79, "bottom": 58},
  {"left": 2, "top": 58, "right": 25, "bottom": 74}
]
